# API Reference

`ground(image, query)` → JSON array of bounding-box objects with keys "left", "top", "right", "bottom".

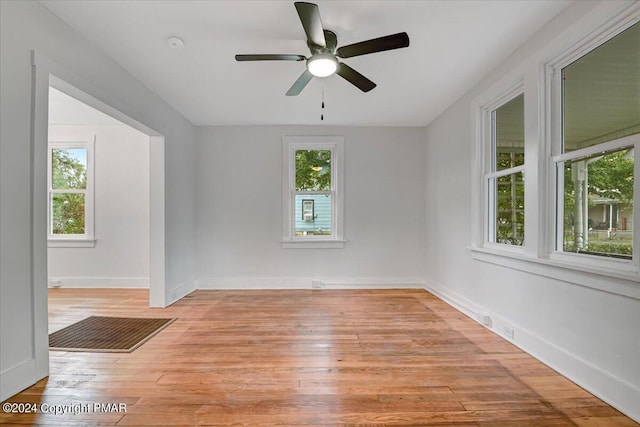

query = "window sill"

[
  {"left": 469, "top": 245, "right": 640, "bottom": 300},
  {"left": 281, "top": 239, "right": 346, "bottom": 249},
  {"left": 48, "top": 238, "right": 96, "bottom": 248}
]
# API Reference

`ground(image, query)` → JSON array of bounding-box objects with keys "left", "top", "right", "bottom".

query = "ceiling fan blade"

[
  {"left": 336, "top": 32, "right": 410, "bottom": 58},
  {"left": 235, "top": 54, "right": 306, "bottom": 61},
  {"left": 294, "top": 2, "right": 326, "bottom": 47},
  {"left": 286, "top": 70, "right": 314, "bottom": 96},
  {"left": 336, "top": 63, "right": 376, "bottom": 92}
]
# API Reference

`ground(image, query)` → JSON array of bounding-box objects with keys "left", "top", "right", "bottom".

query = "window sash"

[
  {"left": 49, "top": 192, "right": 86, "bottom": 236},
  {"left": 49, "top": 189, "right": 86, "bottom": 194},
  {"left": 291, "top": 191, "right": 335, "bottom": 239},
  {"left": 47, "top": 141, "right": 94, "bottom": 240},
  {"left": 485, "top": 164, "right": 525, "bottom": 180},
  {"left": 552, "top": 134, "right": 638, "bottom": 164},
  {"left": 293, "top": 192, "right": 333, "bottom": 238},
  {"left": 486, "top": 170, "right": 525, "bottom": 245},
  {"left": 553, "top": 138, "right": 638, "bottom": 262}
]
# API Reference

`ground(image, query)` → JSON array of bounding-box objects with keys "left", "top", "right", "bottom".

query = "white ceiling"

[{"left": 41, "top": 0, "right": 572, "bottom": 127}]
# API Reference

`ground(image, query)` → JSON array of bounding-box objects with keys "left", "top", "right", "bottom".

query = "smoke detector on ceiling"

[{"left": 167, "top": 36, "right": 184, "bottom": 49}]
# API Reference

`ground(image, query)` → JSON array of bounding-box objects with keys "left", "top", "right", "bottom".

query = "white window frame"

[
  {"left": 281, "top": 136, "right": 344, "bottom": 249},
  {"left": 470, "top": 5, "right": 640, "bottom": 299},
  {"left": 485, "top": 86, "right": 526, "bottom": 251},
  {"left": 546, "top": 16, "right": 640, "bottom": 273},
  {"left": 471, "top": 75, "right": 530, "bottom": 255},
  {"left": 47, "top": 139, "right": 96, "bottom": 247}
]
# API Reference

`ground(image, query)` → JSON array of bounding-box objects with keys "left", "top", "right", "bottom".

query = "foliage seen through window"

[{"left": 51, "top": 148, "right": 87, "bottom": 235}]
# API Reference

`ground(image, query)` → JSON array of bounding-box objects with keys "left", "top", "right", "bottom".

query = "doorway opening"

[
  {"left": 44, "top": 76, "right": 166, "bottom": 307},
  {"left": 47, "top": 85, "right": 152, "bottom": 295}
]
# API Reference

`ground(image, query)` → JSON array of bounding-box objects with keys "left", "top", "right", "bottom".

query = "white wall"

[
  {"left": 48, "top": 124, "right": 150, "bottom": 288},
  {"left": 0, "top": 0, "right": 197, "bottom": 401},
  {"left": 197, "top": 126, "right": 426, "bottom": 288},
  {"left": 424, "top": 0, "right": 640, "bottom": 421}
]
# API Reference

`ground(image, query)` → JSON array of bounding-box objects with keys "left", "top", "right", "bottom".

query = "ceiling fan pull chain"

[{"left": 321, "top": 83, "right": 325, "bottom": 121}]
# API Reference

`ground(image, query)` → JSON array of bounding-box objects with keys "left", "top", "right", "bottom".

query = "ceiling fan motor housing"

[{"left": 308, "top": 29, "right": 337, "bottom": 55}]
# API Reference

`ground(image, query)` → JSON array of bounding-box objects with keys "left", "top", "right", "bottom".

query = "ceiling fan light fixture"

[{"left": 307, "top": 53, "right": 338, "bottom": 77}]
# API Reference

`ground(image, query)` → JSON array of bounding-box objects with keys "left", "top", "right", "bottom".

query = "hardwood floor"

[{"left": 1, "top": 288, "right": 637, "bottom": 426}]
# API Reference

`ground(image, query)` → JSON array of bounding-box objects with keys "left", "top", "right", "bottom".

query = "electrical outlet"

[
  {"left": 50, "top": 280, "right": 62, "bottom": 288},
  {"left": 311, "top": 281, "right": 323, "bottom": 289},
  {"left": 503, "top": 325, "right": 515, "bottom": 340},
  {"left": 479, "top": 314, "right": 492, "bottom": 327}
]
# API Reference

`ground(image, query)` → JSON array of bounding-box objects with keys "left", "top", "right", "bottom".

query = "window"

[
  {"left": 47, "top": 141, "right": 95, "bottom": 247},
  {"left": 553, "top": 22, "right": 639, "bottom": 262},
  {"left": 470, "top": 8, "right": 640, "bottom": 294},
  {"left": 480, "top": 89, "right": 525, "bottom": 249},
  {"left": 282, "top": 136, "right": 344, "bottom": 248}
]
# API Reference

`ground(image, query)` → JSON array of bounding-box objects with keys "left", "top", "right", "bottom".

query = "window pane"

[
  {"left": 52, "top": 148, "right": 87, "bottom": 189},
  {"left": 295, "top": 150, "right": 331, "bottom": 191},
  {"left": 563, "top": 23, "right": 639, "bottom": 152},
  {"left": 494, "top": 94, "right": 524, "bottom": 172},
  {"left": 51, "top": 193, "right": 85, "bottom": 234},
  {"left": 562, "top": 147, "right": 633, "bottom": 259},
  {"left": 491, "top": 172, "right": 524, "bottom": 245},
  {"left": 295, "top": 194, "right": 331, "bottom": 235}
]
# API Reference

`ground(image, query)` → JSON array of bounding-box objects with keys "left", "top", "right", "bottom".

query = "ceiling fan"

[{"left": 235, "top": 1, "right": 410, "bottom": 96}]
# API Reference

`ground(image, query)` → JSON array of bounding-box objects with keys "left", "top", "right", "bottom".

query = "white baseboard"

[
  {"left": 47, "top": 276, "right": 149, "bottom": 288},
  {"left": 423, "top": 281, "right": 485, "bottom": 321},
  {"left": 165, "top": 279, "right": 196, "bottom": 306},
  {"left": 0, "top": 358, "right": 41, "bottom": 403},
  {"left": 196, "top": 277, "right": 425, "bottom": 290},
  {"left": 424, "top": 280, "right": 640, "bottom": 423}
]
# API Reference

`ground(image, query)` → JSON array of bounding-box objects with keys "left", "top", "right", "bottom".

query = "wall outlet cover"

[{"left": 503, "top": 325, "right": 515, "bottom": 339}]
